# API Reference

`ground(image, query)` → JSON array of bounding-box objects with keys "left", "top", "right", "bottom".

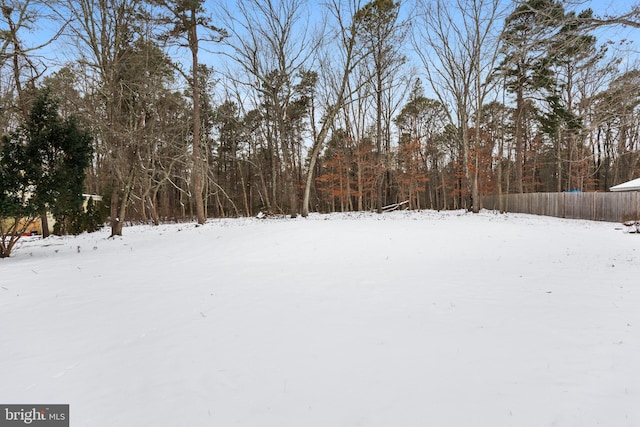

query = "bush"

[{"left": 53, "top": 197, "right": 107, "bottom": 235}]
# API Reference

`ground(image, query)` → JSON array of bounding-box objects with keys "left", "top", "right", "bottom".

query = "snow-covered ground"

[{"left": 1, "top": 210, "right": 638, "bottom": 426}]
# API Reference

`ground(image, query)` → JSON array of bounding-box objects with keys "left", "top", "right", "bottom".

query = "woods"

[{"left": 2, "top": 0, "right": 640, "bottom": 233}]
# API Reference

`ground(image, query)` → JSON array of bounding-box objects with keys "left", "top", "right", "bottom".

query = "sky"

[
  {"left": 8, "top": 0, "right": 639, "bottom": 68},
  {"left": 2, "top": 0, "right": 635, "bottom": 156},
  {"left": 580, "top": 0, "right": 640, "bottom": 53}
]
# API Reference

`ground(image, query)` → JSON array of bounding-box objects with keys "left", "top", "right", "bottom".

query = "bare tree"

[
  {"left": 525, "top": 1, "right": 640, "bottom": 30},
  {"left": 301, "top": 0, "right": 368, "bottom": 217},
  {"left": 221, "top": 0, "right": 314, "bottom": 217},
  {"left": 61, "top": 0, "right": 148, "bottom": 236},
  {"left": 414, "top": 0, "right": 502, "bottom": 211},
  {"left": 150, "top": 0, "right": 226, "bottom": 224},
  {"left": 344, "top": 56, "right": 376, "bottom": 211},
  {"left": 1, "top": 0, "right": 64, "bottom": 235},
  {"left": 1, "top": 0, "right": 66, "bottom": 118},
  {"left": 355, "top": 0, "right": 405, "bottom": 213}
]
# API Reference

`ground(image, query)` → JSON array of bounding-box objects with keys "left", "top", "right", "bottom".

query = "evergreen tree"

[
  {"left": 498, "top": 0, "right": 565, "bottom": 193},
  {"left": 0, "top": 89, "right": 93, "bottom": 257},
  {"left": 150, "top": 0, "right": 227, "bottom": 224},
  {"left": 0, "top": 128, "right": 37, "bottom": 257},
  {"left": 24, "top": 89, "right": 93, "bottom": 235},
  {"left": 83, "top": 196, "right": 106, "bottom": 233}
]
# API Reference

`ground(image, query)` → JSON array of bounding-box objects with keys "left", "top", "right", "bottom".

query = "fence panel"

[{"left": 482, "top": 192, "right": 640, "bottom": 223}]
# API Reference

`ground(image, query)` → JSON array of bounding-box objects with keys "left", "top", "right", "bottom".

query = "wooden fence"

[{"left": 481, "top": 192, "right": 640, "bottom": 223}]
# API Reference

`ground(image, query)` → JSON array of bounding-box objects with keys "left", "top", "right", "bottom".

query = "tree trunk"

[
  {"left": 376, "top": 67, "right": 384, "bottom": 214},
  {"left": 515, "top": 83, "right": 525, "bottom": 193},
  {"left": 301, "top": 136, "right": 323, "bottom": 217},
  {"left": 190, "top": 13, "right": 206, "bottom": 225},
  {"left": 110, "top": 183, "right": 122, "bottom": 236},
  {"left": 40, "top": 213, "right": 50, "bottom": 238}
]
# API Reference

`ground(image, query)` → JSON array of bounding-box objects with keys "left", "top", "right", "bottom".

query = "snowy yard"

[{"left": 1, "top": 210, "right": 638, "bottom": 426}]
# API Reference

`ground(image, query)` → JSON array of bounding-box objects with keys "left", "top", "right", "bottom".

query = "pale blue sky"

[{"left": 5, "top": 0, "right": 640, "bottom": 79}]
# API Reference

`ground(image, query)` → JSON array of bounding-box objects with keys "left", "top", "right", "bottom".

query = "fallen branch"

[{"left": 382, "top": 200, "right": 409, "bottom": 213}]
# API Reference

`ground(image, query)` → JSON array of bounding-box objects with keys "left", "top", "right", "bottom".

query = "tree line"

[{"left": 2, "top": 0, "right": 640, "bottom": 239}]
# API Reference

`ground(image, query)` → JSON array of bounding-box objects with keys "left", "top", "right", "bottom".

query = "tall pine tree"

[{"left": 499, "top": 0, "right": 565, "bottom": 193}]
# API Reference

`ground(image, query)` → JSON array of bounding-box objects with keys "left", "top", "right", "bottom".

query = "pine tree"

[{"left": 499, "top": 0, "right": 565, "bottom": 193}]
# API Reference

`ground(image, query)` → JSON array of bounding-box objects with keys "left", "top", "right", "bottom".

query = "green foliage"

[
  {"left": 354, "top": 0, "right": 404, "bottom": 68},
  {"left": 84, "top": 197, "right": 107, "bottom": 232},
  {"left": 150, "top": 0, "right": 227, "bottom": 45},
  {"left": 499, "top": 0, "right": 566, "bottom": 93},
  {"left": 354, "top": 0, "right": 400, "bottom": 32},
  {"left": 23, "top": 89, "right": 93, "bottom": 233},
  {"left": 395, "top": 80, "right": 448, "bottom": 139},
  {"left": 53, "top": 197, "right": 106, "bottom": 236},
  {"left": 0, "top": 133, "right": 36, "bottom": 220},
  {"left": 0, "top": 88, "right": 94, "bottom": 257}
]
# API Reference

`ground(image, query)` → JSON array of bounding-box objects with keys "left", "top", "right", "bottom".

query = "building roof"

[
  {"left": 82, "top": 194, "right": 103, "bottom": 201},
  {"left": 610, "top": 178, "right": 640, "bottom": 192}
]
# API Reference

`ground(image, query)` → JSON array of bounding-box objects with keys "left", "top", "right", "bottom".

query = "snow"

[{"left": 1, "top": 210, "right": 638, "bottom": 426}]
